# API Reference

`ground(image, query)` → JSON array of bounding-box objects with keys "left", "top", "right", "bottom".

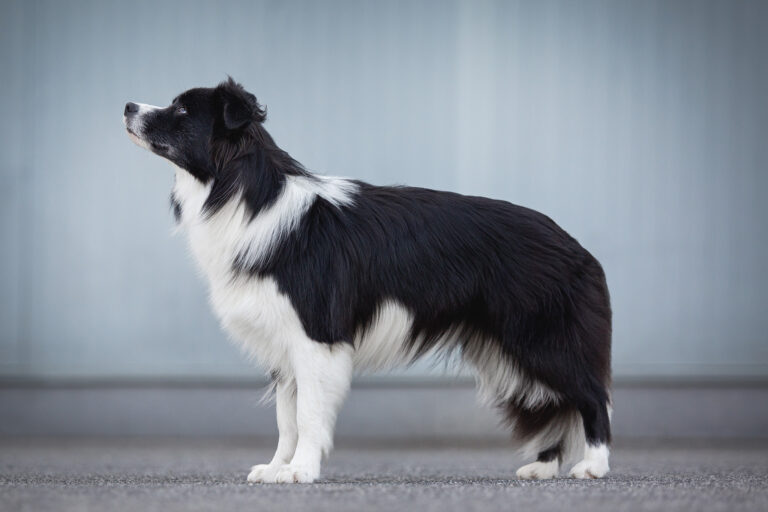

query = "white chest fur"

[
  {"left": 171, "top": 166, "right": 361, "bottom": 372},
  {"left": 171, "top": 168, "right": 310, "bottom": 371}
]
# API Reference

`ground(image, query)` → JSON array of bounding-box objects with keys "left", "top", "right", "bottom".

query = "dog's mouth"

[
  {"left": 125, "top": 127, "right": 146, "bottom": 149},
  {"left": 126, "top": 126, "right": 169, "bottom": 153}
]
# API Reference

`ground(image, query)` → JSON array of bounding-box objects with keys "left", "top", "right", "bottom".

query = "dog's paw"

[
  {"left": 516, "top": 460, "right": 559, "bottom": 480},
  {"left": 569, "top": 444, "right": 610, "bottom": 479},
  {"left": 247, "top": 463, "right": 281, "bottom": 483},
  {"left": 568, "top": 459, "right": 609, "bottom": 479},
  {"left": 274, "top": 463, "right": 319, "bottom": 483}
]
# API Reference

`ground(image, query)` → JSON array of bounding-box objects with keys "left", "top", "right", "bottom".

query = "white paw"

[
  {"left": 246, "top": 463, "right": 281, "bottom": 483},
  {"left": 568, "top": 459, "right": 609, "bottom": 479},
  {"left": 274, "top": 463, "right": 319, "bottom": 483},
  {"left": 516, "top": 460, "right": 559, "bottom": 480}
]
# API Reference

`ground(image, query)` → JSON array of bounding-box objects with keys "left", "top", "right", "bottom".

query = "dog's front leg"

[
  {"left": 247, "top": 377, "right": 298, "bottom": 483},
  {"left": 274, "top": 341, "right": 353, "bottom": 483}
]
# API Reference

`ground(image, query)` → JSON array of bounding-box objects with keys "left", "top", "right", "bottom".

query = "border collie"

[{"left": 123, "top": 78, "right": 612, "bottom": 483}]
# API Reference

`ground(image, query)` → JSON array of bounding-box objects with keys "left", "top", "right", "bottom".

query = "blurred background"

[{"left": 1, "top": 0, "right": 766, "bottom": 440}]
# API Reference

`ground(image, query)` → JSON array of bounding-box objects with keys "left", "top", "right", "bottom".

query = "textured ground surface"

[{"left": 1, "top": 438, "right": 767, "bottom": 512}]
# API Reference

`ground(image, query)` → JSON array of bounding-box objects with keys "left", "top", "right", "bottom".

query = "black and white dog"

[{"left": 124, "top": 78, "right": 612, "bottom": 483}]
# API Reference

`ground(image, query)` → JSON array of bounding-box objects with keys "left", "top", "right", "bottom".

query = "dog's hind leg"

[
  {"left": 568, "top": 394, "right": 611, "bottom": 479},
  {"left": 247, "top": 377, "right": 298, "bottom": 483},
  {"left": 274, "top": 340, "right": 353, "bottom": 483}
]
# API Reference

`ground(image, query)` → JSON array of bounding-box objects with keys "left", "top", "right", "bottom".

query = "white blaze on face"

[{"left": 123, "top": 103, "right": 162, "bottom": 151}]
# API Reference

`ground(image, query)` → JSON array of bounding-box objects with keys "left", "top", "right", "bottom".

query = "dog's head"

[{"left": 123, "top": 78, "right": 266, "bottom": 181}]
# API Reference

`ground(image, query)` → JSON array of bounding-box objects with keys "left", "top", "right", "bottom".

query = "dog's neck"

[{"left": 170, "top": 162, "right": 358, "bottom": 282}]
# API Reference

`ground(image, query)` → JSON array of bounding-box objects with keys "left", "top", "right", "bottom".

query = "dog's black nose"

[{"left": 124, "top": 102, "right": 139, "bottom": 115}]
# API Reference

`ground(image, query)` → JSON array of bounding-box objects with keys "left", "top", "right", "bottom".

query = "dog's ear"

[{"left": 217, "top": 77, "right": 266, "bottom": 131}]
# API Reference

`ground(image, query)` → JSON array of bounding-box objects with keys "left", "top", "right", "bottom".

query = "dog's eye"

[{"left": 176, "top": 106, "right": 187, "bottom": 115}]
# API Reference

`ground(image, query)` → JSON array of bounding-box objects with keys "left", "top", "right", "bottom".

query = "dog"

[{"left": 123, "top": 78, "right": 612, "bottom": 483}]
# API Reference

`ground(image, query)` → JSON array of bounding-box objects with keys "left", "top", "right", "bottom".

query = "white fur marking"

[
  {"left": 123, "top": 103, "right": 162, "bottom": 151},
  {"left": 569, "top": 443, "right": 610, "bottom": 479},
  {"left": 276, "top": 342, "right": 352, "bottom": 483},
  {"left": 352, "top": 301, "right": 419, "bottom": 372},
  {"left": 247, "top": 378, "right": 298, "bottom": 483},
  {"left": 236, "top": 174, "right": 356, "bottom": 269},
  {"left": 466, "top": 339, "right": 559, "bottom": 411},
  {"left": 516, "top": 459, "right": 560, "bottom": 480}
]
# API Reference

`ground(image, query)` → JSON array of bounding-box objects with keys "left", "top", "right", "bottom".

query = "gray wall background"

[{"left": 1, "top": 0, "right": 767, "bottom": 381}]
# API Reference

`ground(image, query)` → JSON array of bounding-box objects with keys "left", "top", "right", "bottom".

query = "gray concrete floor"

[{"left": 1, "top": 438, "right": 767, "bottom": 512}]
